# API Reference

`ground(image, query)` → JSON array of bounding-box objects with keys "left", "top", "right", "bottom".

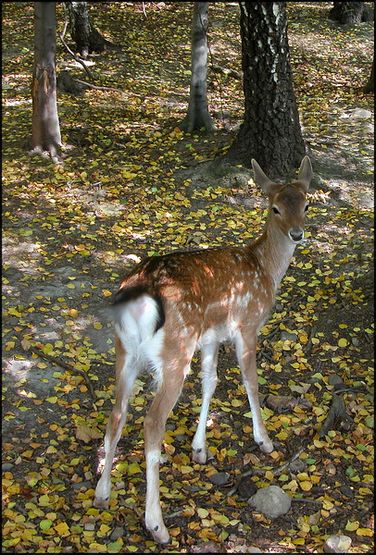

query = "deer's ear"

[
  {"left": 297, "top": 156, "right": 313, "bottom": 191},
  {"left": 251, "top": 159, "right": 274, "bottom": 194}
]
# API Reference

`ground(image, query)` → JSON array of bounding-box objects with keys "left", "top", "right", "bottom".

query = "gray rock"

[
  {"left": 323, "top": 534, "right": 352, "bottom": 553},
  {"left": 209, "top": 472, "right": 230, "bottom": 486},
  {"left": 280, "top": 331, "right": 298, "bottom": 342},
  {"left": 249, "top": 485, "right": 291, "bottom": 519},
  {"left": 2, "top": 462, "right": 14, "bottom": 471},
  {"left": 349, "top": 108, "right": 372, "bottom": 120},
  {"left": 289, "top": 459, "right": 306, "bottom": 473}
]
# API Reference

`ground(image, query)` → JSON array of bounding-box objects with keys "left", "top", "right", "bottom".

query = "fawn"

[{"left": 94, "top": 156, "right": 313, "bottom": 543}]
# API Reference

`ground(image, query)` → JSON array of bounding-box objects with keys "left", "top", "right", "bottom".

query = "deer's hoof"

[
  {"left": 149, "top": 523, "right": 170, "bottom": 544},
  {"left": 94, "top": 480, "right": 110, "bottom": 509},
  {"left": 258, "top": 437, "right": 274, "bottom": 454},
  {"left": 192, "top": 447, "right": 207, "bottom": 464}
]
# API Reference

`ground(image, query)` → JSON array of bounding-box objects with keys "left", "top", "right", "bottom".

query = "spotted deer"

[{"left": 94, "top": 156, "right": 313, "bottom": 543}]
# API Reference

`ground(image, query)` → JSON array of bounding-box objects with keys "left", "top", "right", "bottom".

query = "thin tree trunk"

[
  {"left": 227, "top": 2, "right": 305, "bottom": 178},
  {"left": 181, "top": 2, "right": 215, "bottom": 133},
  {"left": 31, "top": 2, "right": 61, "bottom": 160}
]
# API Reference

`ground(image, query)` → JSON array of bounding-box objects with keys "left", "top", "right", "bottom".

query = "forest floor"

[{"left": 2, "top": 2, "right": 374, "bottom": 553}]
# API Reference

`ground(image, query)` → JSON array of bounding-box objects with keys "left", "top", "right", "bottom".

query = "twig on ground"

[
  {"left": 29, "top": 344, "right": 96, "bottom": 401},
  {"left": 226, "top": 442, "right": 310, "bottom": 498},
  {"left": 273, "top": 445, "right": 306, "bottom": 476},
  {"left": 74, "top": 78, "right": 124, "bottom": 93},
  {"left": 291, "top": 498, "right": 322, "bottom": 506}
]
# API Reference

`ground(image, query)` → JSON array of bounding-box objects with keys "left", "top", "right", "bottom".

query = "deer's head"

[{"left": 252, "top": 157, "right": 313, "bottom": 244}]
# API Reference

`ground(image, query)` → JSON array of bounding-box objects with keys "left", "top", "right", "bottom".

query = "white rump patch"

[{"left": 115, "top": 295, "right": 164, "bottom": 385}]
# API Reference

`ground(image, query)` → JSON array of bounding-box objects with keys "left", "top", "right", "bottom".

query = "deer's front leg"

[{"left": 235, "top": 331, "right": 273, "bottom": 454}]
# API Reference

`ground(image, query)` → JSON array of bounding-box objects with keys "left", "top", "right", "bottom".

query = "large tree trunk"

[
  {"left": 181, "top": 2, "right": 215, "bottom": 133},
  {"left": 64, "top": 1, "right": 109, "bottom": 58},
  {"left": 227, "top": 2, "right": 305, "bottom": 178},
  {"left": 329, "top": 2, "right": 373, "bottom": 24},
  {"left": 363, "top": 57, "right": 374, "bottom": 93},
  {"left": 31, "top": 2, "right": 61, "bottom": 160}
]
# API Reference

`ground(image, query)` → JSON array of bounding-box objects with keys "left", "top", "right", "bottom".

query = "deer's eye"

[
  {"left": 304, "top": 204, "right": 309, "bottom": 212},
  {"left": 272, "top": 206, "right": 280, "bottom": 215}
]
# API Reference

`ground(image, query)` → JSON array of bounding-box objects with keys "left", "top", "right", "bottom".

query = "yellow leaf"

[
  {"left": 76, "top": 424, "right": 102, "bottom": 443},
  {"left": 5, "top": 341, "right": 15, "bottom": 351},
  {"left": 68, "top": 309, "right": 78, "bottom": 318},
  {"left": 322, "top": 499, "right": 334, "bottom": 510},
  {"left": 345, "top": 520, "right": 359, "bottom": 532},
  {"left": 127, "top": 462, "right": 141, "bottom": 475},
  {"left": 54, "top": 521, "right": 70, "bottom": 536},
  {"left": 38, "top": 494, "right": 50, "bottom": 507},
  {"left": 102, "top": 290, "right": 112, "bottom": 297},
  {"left": 180, "top": 465, "right": 193, "bottom": 474},
  {"left": 356, "top": 528, "right": 373, "bottom": 537},
  {"left": 197, "top": 508, "right": 209, "bottom": 519},
  {"left": 338, "top": 338, "right": 348, "bottom": 347},
  {"left": 299, "top": 480, "right": 313, "bottom": 491}
]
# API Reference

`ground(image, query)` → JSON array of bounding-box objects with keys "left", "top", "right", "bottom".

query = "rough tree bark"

[
  {"left": 31, "top": 2, "right": 62, "bottom": 161},
  {"left": 329, "top": 2, "right": 373, "bottom": 24},
  {"left": 363, "top": 57, "right": 374, "bottom": 93},
  {"left": 227, "top": 2, "right": 305, "bottom": 178},
  {"left": 181, "top": 1, "right": 215, "bottom": 133},
  {"left": 64, "top": 1, "right": 111, "bottom": 58}
]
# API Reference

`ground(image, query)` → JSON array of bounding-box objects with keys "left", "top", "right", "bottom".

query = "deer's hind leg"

[
  {"left": 144, "top": 333, "right": 196, "bottom": 543},
  {"left": 94, "top": 336, "right": 140, "bottom": 508}
]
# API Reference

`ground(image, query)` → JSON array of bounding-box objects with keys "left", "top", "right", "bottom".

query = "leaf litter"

[{"left": 2, "top": 2, "right": 374, "bottom": 553}]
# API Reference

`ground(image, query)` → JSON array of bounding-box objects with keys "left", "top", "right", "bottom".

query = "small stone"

[
  {"left": 2, "top": 463, "right": 14, "bottom": 471},
  {"left": 289, "top": 459, "right": 306, "bottom": 473},
  {"left": 209, "top": 472, "right": 230, "bottom": 486},
  {"left": 340, "top": 484, "right": 355, "bottom": 498},
  {"left": 249, "top": 485, "right": 291, "bottom": 519},
  {"left": 280, "top": 331, "right": 298, "bottom": 342},
  {"left": 323, "top": 534, "right": 352, "bottom": 553}
]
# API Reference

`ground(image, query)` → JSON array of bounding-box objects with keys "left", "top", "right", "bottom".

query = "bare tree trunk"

[
  {"left": 227, "top": 2, "right": 305, "bottom": 178},
  {"left": 181, "top": 2, "right": 215, "bottom": 133},
  {"left": 31, "top": 2, "right": 61, "bottom": 161},
  {"left": 329, "top": 2, "right": 373, "bottom": 24},
  {"left": 64, "top": 1, "right": 110, "bottom": 58},
  {"left": 363, "top": 57, "right": 374, "bottom": 93}
]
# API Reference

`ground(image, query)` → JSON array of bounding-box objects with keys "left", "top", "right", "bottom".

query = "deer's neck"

[{"left": 251, "top": 225, "right": 297, "bottom": 292}]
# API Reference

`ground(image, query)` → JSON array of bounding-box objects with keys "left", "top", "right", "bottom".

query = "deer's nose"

[{"left": 289, "top": 227, "right": 304, "bottom": 242}]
